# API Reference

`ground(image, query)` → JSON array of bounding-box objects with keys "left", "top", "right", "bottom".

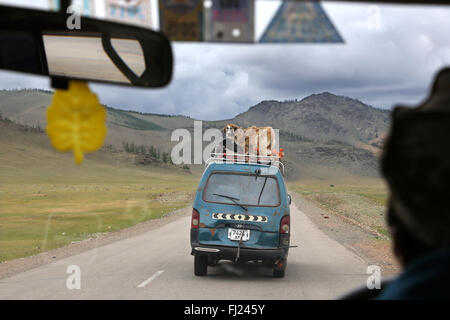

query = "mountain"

[
  {"left": 0, "top": 89, "right": 391, "bottom": 180},
  {"left": 229, "top": 92, "right": 390, "bottom": 146}
]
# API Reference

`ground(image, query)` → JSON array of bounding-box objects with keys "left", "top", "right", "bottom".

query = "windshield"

[
  {"left": 204, "top": 173, "right": 280, "bottom": 206},
  {"left": 2, "top": 0, "right": 450, "bottom": 303}
]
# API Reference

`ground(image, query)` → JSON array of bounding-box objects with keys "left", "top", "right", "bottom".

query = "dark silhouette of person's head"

[{"left": 381, "top": 68, "right": 450, "bottom": 266}]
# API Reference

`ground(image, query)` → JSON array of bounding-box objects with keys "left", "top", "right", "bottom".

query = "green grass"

[
  {"left": 288, "top": 178, "right": 389, "bottom": 238},
  {"left": 0, "top": 181, "right": 195, "bottom": 261},
  {"left": 0, "top": 125, "right": 198, "bottom": 261},
  {"left": 0, "top": 175, "right": 197, "bottom": 261}
]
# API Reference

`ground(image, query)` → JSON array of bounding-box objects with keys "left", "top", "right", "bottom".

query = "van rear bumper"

[
  {"left": 192, "top": 244, "right": 288, "bottom": 262},
  {"left": 191, "top": 241, "right": 288, "bottom": 263},
  {"left": 191, "top": 229, "right": 289, "bottom": 264}
]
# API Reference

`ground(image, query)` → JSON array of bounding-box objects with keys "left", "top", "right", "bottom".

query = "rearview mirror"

[{"left": 0, "top": 5, "right": 173, "bottom": 88}]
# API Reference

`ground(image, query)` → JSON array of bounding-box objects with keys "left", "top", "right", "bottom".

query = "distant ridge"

[{"left": 232, "top": 92, "right": 390, "bottom": 145}]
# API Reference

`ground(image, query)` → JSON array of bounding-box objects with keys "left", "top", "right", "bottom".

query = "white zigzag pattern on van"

[{"left": 212, "top": 213, "right": 268, "bottom": 223}]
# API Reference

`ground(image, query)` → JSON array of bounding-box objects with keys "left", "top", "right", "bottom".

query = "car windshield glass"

[
  {"left": 204, "top": 173, "right": 280, "bottom": 206},
  {"left": 3, "top": 0, "right": 450, "bottom": 301}
]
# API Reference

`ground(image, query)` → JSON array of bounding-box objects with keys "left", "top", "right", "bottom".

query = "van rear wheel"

[
  {"left": 194, "top": 255, "right": 208, "bottom": 276},
  {"left": 273, "top": 259, "right": 287, "bottom": 278},
  {"left": 273, "top": 268, "right": 285, "bottom": 278}
]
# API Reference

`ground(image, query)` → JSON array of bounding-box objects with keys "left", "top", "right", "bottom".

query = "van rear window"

[{"left": 203, "top": 173, "right": 280, "bottom": 207}]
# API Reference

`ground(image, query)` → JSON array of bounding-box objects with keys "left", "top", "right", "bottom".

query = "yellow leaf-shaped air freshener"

[{"left": 46, "top": 81, "right": 107, "bottom": 164}]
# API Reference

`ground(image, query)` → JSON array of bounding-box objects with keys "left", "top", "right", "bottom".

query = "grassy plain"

[
  {"left": 288, "top": 177, "right": 389, "bottom": 237},
  {"left": 0, "top": 121, "right": 198, "bottom": 261}
]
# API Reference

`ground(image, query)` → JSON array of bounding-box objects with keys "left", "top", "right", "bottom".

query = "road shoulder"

[
  {"left": 291, "top": 192, "right": 400, "bottom": 276},
  {"left": 0, "top": 207, "right": 191, "bottom": 280}
]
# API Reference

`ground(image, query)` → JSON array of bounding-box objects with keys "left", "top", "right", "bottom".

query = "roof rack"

[{"left": 205, "top": 152, "right": 285, "bottom": 175}]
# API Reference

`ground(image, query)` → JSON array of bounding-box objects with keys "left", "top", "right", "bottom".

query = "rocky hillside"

[{"left": 228, "top": 92, "right": 390, "bottom": 146}]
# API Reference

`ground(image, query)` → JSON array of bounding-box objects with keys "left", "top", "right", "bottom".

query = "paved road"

[{"left": 0, "top": 202, "right": 369, "bottom": 299}]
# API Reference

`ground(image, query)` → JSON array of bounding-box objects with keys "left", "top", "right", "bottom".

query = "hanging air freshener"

[{"left": 46, "top": 81, "right": 107, "bottom": 164}]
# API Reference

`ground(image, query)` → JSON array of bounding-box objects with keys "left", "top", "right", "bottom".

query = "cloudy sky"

[{"left": 1, "top": 1, "right": 450, "bottom": 120}]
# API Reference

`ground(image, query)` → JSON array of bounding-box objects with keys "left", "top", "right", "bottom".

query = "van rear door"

[{"left": 197, "top": 172, "right": 286, "bottom": 248}]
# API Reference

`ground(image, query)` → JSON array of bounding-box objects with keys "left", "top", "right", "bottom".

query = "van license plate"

[{"left": 228, "top": 228, "right": 250, "bottom": 241}]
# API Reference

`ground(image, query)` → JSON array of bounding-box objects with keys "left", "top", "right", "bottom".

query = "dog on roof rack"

[{"left": 220, "top": 123, "right": 240, "bottom": 154}]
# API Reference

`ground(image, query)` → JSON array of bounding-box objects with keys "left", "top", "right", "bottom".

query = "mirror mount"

[
  {"left": 59, "top": 0, "right": 71, "bottom": 15},
  {"left": 100, "top": 32, "right": 171, "bottom": 87},
  {"left": 101, "top": 33, "right": 141, "bottom": 85},
  {"left": 51, "top": 76, "right": 70, "bottom": 90}
]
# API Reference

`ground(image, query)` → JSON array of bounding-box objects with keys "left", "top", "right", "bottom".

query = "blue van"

[{"left": 190, "top": 155, "right": 291, "bottom": 277}]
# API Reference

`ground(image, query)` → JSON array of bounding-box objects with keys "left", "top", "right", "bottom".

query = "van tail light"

[
  {"left": 191, "top": 209, "right": 200, "bottom": 229},
  {"left": 280, "top": 215, "right": 290, "bottom": 234}
]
